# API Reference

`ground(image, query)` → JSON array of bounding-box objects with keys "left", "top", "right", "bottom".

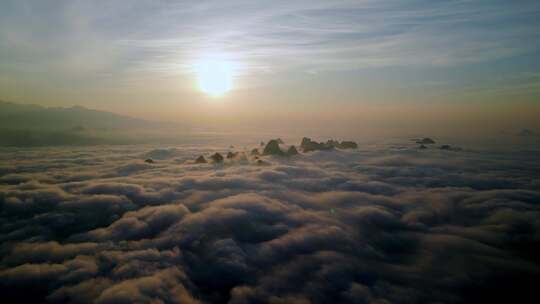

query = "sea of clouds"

[{"left": 1, "top": 140, "right": 539, "bottom": 303}]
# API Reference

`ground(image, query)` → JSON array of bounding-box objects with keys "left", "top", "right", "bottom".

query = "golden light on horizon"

[{"left": 195, "top": 57, "right": 235, "bottom": 97}]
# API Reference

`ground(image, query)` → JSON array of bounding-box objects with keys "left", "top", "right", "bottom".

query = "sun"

[{"left": 195, "top": 57, "right": 235, "bottom": 97}]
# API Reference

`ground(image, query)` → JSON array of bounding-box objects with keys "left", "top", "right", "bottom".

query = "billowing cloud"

[{"left": 1, "top": 142, "right": 539, "bottom": 303}]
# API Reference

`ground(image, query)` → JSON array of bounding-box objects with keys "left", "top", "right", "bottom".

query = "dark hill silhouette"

[
  {"left": 0, "top": 100, "right": 186, "bottom": 146},
  {"left": 0, "top": 100, "right": 154, "bottom": 131}
]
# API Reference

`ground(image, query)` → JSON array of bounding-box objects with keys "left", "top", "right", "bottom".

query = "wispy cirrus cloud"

[
  {"left": 1, "top": 0, "right": 540, "bottom": 79},
  {"left": 1, "top": 0, "right": 540, "bottom": 122}
]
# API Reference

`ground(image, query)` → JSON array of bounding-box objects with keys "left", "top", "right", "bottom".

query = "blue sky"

[{"left": 0, "top": 0, "right": 539, "bottom": 128}]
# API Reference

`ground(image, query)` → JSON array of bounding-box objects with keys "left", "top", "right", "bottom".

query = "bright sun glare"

[{"left": 195, "top": 58, "right": 234, "bottom": 97}]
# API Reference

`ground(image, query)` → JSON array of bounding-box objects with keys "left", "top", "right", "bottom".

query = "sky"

[{"left": 1, "top": 0, "right": 540, "bottom": 132}]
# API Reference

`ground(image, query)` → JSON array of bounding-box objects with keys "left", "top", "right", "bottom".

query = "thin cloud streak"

[{"left": 2, "top": 0, "right": 539, "bottom": 80}]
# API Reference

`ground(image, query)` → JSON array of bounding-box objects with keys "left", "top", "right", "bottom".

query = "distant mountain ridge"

[
  {"left": 0, "top": 100, "right": 184, "bottom": 146},
  {"left": 0, "top": 100, "right": 155, "bottom": 131}
]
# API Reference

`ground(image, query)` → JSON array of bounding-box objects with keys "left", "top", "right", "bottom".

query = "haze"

[{"left": 1, "top": 0, "right": 539, "bottom": 134}]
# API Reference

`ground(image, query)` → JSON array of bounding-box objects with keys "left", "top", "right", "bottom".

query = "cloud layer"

[{"left": 1, "top": 142, "right": 540, "bottom": 303}]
